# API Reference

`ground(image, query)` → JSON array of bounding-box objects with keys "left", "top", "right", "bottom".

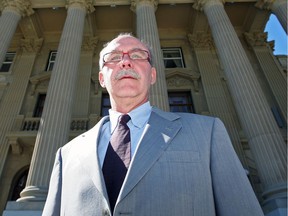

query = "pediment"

[
  {"left": 165, "top": 68, "right": 200, "bottom": 81},
  {"left": 165, "top": 68, "right": 200, "bottom": 91},
  {"left": 30, "top": 71, "right": 51, "bottom": 84},
  {"left": 29, "top": 71, "right": 51, "bottom": 95}
]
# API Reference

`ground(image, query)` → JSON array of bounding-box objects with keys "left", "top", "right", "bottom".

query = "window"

[
  {"left": 9, "top": 169, "right": 28, "bottom": 201},
  {"left": 0, "top": 52, "right": 16, "bottom": 72},
  {"left": 271, "top": 106, "right": 285, "bottom": 128},
  {"left": 33, "top": 94, "right": 46, "bottom": 117},
  {"left": 101, "top": 93, "right": 111, "bottom": 116},
  {"left": 168, "top": 92, "right": 194, "bottom": 113},
  {"left": 162, "top": 48, "right": 184, "bottom": 68},
  {"left": 46, "top": 51, "right": 57, "bottom": 71}
]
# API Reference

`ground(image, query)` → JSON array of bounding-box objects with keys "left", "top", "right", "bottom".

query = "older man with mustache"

[{"left": 43, "top": 33, "right": 264, "bottom": 216}]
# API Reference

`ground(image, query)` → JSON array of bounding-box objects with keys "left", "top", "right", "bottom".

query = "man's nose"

[{"left": 120, "top": 54, "right": 133, "bottom": 68}]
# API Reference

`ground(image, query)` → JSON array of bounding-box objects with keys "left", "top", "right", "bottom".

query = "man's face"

[{"left": 99, "top": 36, "right": 156, "bottom": 105}]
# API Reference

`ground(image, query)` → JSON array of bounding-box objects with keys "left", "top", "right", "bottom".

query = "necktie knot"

[{"left": 119, "top": 114, "right": 130, "bottom": 125}]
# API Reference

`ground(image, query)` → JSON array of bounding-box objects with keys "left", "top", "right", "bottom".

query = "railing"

[
  {"left": 12, "top": 115, "right": 101, "bottom": 132},
  {"left": 70, "top": 119, "right": 89, "bottom": 131},
  {"left": 22, "top": 118, "right": 40, "bottom": 131}
]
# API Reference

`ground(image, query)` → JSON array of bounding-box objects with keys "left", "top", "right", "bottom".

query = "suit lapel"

[
  {"left": 75, "top": 116, "right": 109, "bottom": 201},
  {"left": 117, "top": 109, "right": 182, "bottom": 202}
]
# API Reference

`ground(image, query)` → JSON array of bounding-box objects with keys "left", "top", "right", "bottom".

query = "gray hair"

[{"left": 99, "top": 32, "right": 154, "bottom": 70}]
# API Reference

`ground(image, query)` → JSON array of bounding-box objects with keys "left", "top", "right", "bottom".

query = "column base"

[
  {"left": 262, "top": 197, "right": 287, "bottom": 216},
  {"left": 2, "top": 201, "right": 44, "bottom": 216},
  {"left": 262, "top": 183, "right": 287, "bottom": 216},
  {"left": 17, "top": 186, "right": 48, "bottom": 202}
]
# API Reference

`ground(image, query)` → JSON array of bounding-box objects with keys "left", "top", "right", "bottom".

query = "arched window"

[{"left": 9, "top": 168, "right": 29, "bottom": 201}]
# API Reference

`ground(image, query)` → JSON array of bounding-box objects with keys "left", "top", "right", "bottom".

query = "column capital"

[
  {"left": 131, "top": 0, "right": 158, "bottom": 12},
  {"left": 255, "top": 0, "right": 286, "bottom": 10},
  {"left": 193, "top": 0, "right": 224, "bottom": 11},
  {"left": 188, "top": 33, "right": 214, "bottom": 49},
  {"left": 66, "top": 0, "right": 95, "bottom": 14},
  {"left": 0, "top": 0, "right": 34, "bottom": 17},
  {"left": 20, "top": 38, "right": 44, "bottom": 53},
  {"left": 82, "top": 36, "right": 98, "bottom": 52},
  {"left": 244, "top": 32, "right": 274, "bottom": 49},
  {"left": 255, "top": 0, "right": 274, "bottom": 10}
]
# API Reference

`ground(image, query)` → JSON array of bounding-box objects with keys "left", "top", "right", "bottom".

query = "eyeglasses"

[{"left": 103, "top": 49, "right": 151, "bottom": 66}]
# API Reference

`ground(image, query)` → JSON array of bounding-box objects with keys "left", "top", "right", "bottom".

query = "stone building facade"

[{"left": 0, "top": 0, "right": 286, "bottom": 215}]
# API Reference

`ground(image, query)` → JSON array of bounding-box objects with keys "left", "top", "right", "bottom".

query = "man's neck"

[{"left": 111, "top": 97, "right": 149, "bottom": 113}]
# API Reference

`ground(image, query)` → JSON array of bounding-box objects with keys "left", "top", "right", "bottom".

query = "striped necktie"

[{"left": 102, "top": 114, "right": 131, "bottom": 212}]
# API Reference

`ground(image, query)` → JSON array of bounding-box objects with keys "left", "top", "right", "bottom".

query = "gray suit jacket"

[{"left": 43, "top": 107, "right": 264, "bottom": 216}]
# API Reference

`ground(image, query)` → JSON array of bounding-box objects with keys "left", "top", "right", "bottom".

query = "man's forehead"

[{"left": 105, "top": 36, "right": 145, "bottom": 51}]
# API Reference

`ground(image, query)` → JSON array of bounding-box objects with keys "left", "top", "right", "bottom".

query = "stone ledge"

[{"left": 3, "top": 201, "right": 44, "bottom": 216}]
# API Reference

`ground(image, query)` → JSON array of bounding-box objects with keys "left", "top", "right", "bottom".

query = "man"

[{"left": 43, "top": 33, "right": 264, "bottom": 216}]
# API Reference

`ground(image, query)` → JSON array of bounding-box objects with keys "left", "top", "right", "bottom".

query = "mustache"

[{"left": 114, "top": 69, "right": 141, "bottom": 80}]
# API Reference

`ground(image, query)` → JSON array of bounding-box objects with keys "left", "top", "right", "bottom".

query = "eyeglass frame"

[{"left": 102, "top": 49, "right": 151, "bottom": 68}]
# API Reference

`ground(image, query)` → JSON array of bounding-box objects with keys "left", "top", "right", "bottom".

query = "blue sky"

[{"left": 265, "top": 14, "right": 288, "bottom": 55}]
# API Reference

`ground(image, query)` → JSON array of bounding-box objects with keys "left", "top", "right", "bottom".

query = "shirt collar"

[{"left": 109, "top": 101, "right": 152, "bottom": 134}]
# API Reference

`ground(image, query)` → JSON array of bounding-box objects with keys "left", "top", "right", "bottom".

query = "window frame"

[
  {"left": 8, "top": 168, "right": 29, "bottom": 201},
  {"left": 162, "top": 47, "right": 185, "bottom": 68},
  {"left": 168, "top": 91, "right": 194, "bottom": 113},
  {"left": 33, "top": 93, "right": 46, "bottom": 117},
  {"left": 101, "top": 93, "right": 111, "bottom": 117},
  {"left": 0, "top": 52, "right": 16, "bottom": 72},
  {"left": 46, "top": 51, "right": 57, "bottom": 71}
]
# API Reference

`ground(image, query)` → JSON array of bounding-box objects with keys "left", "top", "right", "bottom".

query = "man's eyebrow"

[
  {"left": 107, "top": 48, "right": 148, "bottom": 52},
  {"left": 106, "top": 49, "right": 121, "bottom": 52}
]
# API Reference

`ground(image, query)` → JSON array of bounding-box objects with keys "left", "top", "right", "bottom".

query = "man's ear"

[
  {"left": 99, "top": 71, "right": 105, "bottom": 88},
  {"left": 150, "top": 67, "right": 157, "bottom": 85}
]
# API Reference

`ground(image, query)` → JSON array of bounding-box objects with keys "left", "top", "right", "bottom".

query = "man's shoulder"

[
  {"left": 152, "top": 107, "right": 216, "bottom": 123},
  {"left": 61, "top": 116, "right": 108, "bottom": 151}
]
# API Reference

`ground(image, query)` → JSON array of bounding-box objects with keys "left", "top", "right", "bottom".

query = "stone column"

[
  {"left": 256, "top": 0, "right": 287, "bottom": 34},
  {"left": 131, "top": 0, "right": 169, "bottom": 111},
  {"left": 188, "top": 33, "right": 248, "bottom": 169},
  {"left": 244, "top": 32, "right": 287, "bottom": 121},
  {"left": 194, "top": 0, "right": 287, "bottom": 214},
  {"left": 18, "top": 0, "right": 95, "bottom": 202},
  {"left": 0, "top": 38, "right": 43, "bottom": 181},
  {"left": 72, "top": 36, "right": 98, "bottom": 117},
  {"left": 0, "top": 0, "right": 34, "bottom": 68}
]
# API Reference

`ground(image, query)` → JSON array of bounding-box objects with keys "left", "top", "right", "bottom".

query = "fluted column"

[
  {"left": 18, "top": 0, "right": 95, "bottom": 202},
  {"left": 72, "top": 36, "right": 98, "bottom": 117},
  {"left": 194, "top": 0, "right": 287, "bottom": 212},
  {"left": 0, "top": 38, "right": 43, "bottom": 182},
  {"left": 244, "top": 32, "right": 287, "bottom": 121},
  {"left": 188, "top": 33, "right": 248, "bottom": 168},
  {"left": 0, "top": 0, "right": 34, "bottom": 68},
  {"left": 256, "top": 0, "right": 287, "bottom": 34},
  {"left": 131, "top": 0, "right": 169, "bottom": 111}
]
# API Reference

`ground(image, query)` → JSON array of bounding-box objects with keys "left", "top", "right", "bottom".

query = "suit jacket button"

[{"left": 103, "top": 209, "right": 110, "bottom": 216}]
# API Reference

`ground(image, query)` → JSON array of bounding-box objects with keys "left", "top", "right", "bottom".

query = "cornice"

[{"left": 26, "top": 0, "right": 259, "bottom": 8}]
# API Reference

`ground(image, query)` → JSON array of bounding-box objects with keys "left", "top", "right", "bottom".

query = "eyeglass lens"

[{"left": 104, "top": 50, "right": 149, "bottom": 63}]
